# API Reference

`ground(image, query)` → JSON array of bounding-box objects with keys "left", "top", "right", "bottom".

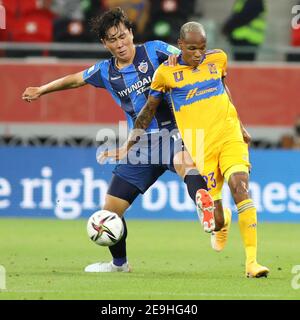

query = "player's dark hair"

[{"left": 90, "top": 7, "right": 132, "bottom": 41}]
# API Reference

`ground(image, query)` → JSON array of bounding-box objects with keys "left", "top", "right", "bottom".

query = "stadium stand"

[
  {"left": 10, "top": 14, "right": 53, "bottom": 42},
  {"left": 0, "top": 0, "right": 299, "bottom": 148},
  {"left": 143, "top": 0, "right": 197, "bottom": 43},
  {"left": 287, "top": 1, "right": 300, "bottom": 62}
]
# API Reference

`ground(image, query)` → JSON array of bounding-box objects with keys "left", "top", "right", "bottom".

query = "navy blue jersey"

[{"left": 83, "top": 40, "right": 179, "bottom": 132}]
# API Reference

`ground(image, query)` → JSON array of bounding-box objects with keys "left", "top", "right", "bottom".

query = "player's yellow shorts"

[{"left": 197, "top": 115, "right": 250, "bottom": 200}]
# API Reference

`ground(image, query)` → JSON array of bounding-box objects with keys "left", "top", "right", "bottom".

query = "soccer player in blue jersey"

[{"left": 22, "top": 8, "right": 221, "bottom": 273}]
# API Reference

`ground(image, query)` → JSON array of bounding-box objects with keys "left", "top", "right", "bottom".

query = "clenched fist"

[{"left": 22, "top": 87, "right": 43, "bottom": 102}]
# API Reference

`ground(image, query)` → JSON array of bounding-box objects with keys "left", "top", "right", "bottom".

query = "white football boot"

[{"left": 84, "top": 261, "right": 131, "bottom": 273}]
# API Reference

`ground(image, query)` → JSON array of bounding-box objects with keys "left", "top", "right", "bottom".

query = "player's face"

[
  {"left": 178, "top": 32, "right": 206, "bottom": 68},
  {"left": 102, "top": 23, "right": 135, "bottom": 64}
]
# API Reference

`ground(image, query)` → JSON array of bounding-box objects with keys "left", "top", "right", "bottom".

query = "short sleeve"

[
  {"left": 83, "top": 62, "right": 105, "bottom": 88},
  {"left": 221, "top": 50, "right": 228, "bottom": 78},
  {"left": 149, "top": 66, "right": 168, "bottom": 99},
  {"left": 152, "top": 40, "right": 181, "bottom": 64}
]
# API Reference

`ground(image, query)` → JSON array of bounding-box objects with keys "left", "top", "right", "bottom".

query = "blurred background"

[
  {"left": 0, "top": 0, "right": 299, "bottom": 221},
  {"left": 1, "top": 0, "right": 300, "bottom": 147}
]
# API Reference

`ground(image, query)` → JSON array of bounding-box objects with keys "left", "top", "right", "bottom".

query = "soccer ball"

[{"left": 87, "top": 210, "right": 124, "bottom": 246}]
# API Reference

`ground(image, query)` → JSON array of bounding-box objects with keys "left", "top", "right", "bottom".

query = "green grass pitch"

[{"left": 0, "top": 218, "right": 299, "bottom": 300}]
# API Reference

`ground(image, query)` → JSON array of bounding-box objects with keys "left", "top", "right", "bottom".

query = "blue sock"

[{"left": 113, "top": 257, "right": 127, "bottom": 266}]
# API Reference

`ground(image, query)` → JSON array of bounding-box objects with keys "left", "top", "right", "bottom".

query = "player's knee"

[
  {"left": 173, "top": 151, "right": 195, "bottom": 178},
  {"left": 103, "top": 195, "right": 128, "bottom": 217},
  {"left": 228, "top": 172, "right": 249, "bottom": 196}
]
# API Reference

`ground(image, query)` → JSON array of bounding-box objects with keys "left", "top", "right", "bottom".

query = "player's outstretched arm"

[
  {"left": 134, "top": 96, "right": 161, "bottom": 130},
  {"left": 98, "top": 95, "right": 162, "bottom": 164},
  {"left": 22, "top": 71, "right": 86, "bottom": 102},
  {"left": 126, "top": 95, "right": 162, "bottom": 148}
]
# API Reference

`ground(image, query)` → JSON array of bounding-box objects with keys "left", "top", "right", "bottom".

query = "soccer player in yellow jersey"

[{"left": 120, "top": 22, "right": 269, "bottom": 278}]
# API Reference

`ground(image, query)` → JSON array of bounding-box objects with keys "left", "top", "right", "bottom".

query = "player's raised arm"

[{"left": 22, "top": 71, "right": 86, "bottom": 102}]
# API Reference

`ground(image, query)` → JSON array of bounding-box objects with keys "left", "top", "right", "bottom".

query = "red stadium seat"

[
  {"left": 0, "top": 0, "right": 18, "bottom": 17},
  {"left": 11, "top": 14, "right": 53, "bottom": 42},
  {"left": 0, "top": 0, "right": 55, "bottom": 19},
  {"left": 0, "top": 14, "right": 8, "bottom": 41},
  {"left": 0, "top": 29, "right": 8, "bottom": 41},
  {"left": 18, "top": 0, "right": 55, "bottom": 19},
  {"left": 19, "top": 0, "right": 41, "bottom": 16},
  {"left": 0, "top": 11, "right": 14, "bottom": 41},
  {"left": 291, "top": 27, "right": 300, "bottom": 46}
]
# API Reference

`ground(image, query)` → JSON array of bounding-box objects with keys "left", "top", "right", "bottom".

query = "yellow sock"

[
  {"left": 237, "top": 199, "right": 257, "bottom": 265},
  {"left": 223, "top": 208, "right": 230, "bottom": 226}
]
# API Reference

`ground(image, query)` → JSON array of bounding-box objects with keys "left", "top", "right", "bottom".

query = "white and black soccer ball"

[{"left": 87, "top": 210, "right": 124, "bottom": 246}]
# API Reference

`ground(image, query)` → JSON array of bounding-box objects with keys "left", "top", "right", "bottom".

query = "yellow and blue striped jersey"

[{"left": 149, "top": 49, "right": 239, "bottom": 160}]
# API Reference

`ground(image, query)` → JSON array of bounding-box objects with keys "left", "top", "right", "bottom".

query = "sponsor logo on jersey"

[
  {"left": 117, "top": 76, "right": 152, "bottom": 97},
  {"left": 186, "top": 87, "right": 218, "bottom": 100}
]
